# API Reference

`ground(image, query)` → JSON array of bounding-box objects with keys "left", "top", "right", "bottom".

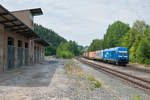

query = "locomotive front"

[{"left": 117, "top": 47, "right": 129, "bottom": 65}]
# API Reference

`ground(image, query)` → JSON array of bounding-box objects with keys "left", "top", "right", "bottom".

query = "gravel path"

[
  {"left": 0, "top": 59, "right": 116, "bottom": 100},
  {"left": 76, "top": 59, "right": 150, "bottom": 100}
]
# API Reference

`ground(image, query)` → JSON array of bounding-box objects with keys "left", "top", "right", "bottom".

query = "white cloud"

[{"left": 1, "top": 0, "right": 150, "bottom": 46}]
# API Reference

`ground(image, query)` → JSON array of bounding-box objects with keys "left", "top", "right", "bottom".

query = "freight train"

[{"left": 82, "top": 47, "right": 129, "bottom": 66}]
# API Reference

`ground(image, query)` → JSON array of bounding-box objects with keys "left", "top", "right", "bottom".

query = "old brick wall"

[
  {"left": 12, "top": 10, "right": 34, "bottom": 30},
  {"left": 4, "top": 29, "right": 30, "bottom": 71}
]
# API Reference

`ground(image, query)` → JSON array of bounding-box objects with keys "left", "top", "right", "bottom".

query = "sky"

[{"left": 0, "top": 0, "right": 150, "bottom": 46}]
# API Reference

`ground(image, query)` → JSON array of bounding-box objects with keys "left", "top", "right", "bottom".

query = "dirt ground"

[
  {"left": 0, "top": 58, "right": 116, "bottom": 100},
  {"left": 0, "top": 59, "right": 70, "bottom": 100}
]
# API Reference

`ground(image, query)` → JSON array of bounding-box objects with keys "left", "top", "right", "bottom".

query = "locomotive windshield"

[
  {"left": 118, "top": 51, "right": 128, "bottom": 56},
  {"left": 118, "top": 51, "right": 127, "bottom": 54}
]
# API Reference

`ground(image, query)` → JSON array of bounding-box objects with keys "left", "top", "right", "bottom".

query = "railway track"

[{"left": 76, "top": 57, "right": 150, "bottom": 95}]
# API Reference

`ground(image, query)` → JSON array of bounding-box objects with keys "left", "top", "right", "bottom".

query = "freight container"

[
  {"left": 95, "top": 50, "right": 103, "bottom": 60},
  {"left": 88, "top": 52, "right": 95, "bottom": 59},
  {"left": 85, "top": 52, "right": 88, "bottom": 57}
]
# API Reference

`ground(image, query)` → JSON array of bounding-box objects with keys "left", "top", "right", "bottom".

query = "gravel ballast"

[{"left": 76, "top": 60, "right": 150, "bottom": 100}]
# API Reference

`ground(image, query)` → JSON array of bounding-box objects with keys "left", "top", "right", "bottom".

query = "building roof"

[
  {"left": 11, "top": 8, "right": 43, "bottom": 16},
  {"left": 34, "top": 39, "right": 49, "bottom": 47},
  {"left": 30, "top": 8, "right": 43, "bottom": 16},
  {"left": 0, "top": 4, "right": 40, "bottom": 39}
]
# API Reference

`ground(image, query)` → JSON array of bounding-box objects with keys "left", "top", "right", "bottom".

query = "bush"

[
  {"left": 136, "top": 38, "right": 150, "bottom": 64},
  {"left": 144, "top": 59, "right": 150, "bottom": 65},
  {"left": 61, "top": 51, "right": 74, "bottom": 59},
  {"left": 56, "top": 41, "right": 81, "bottom": 59}
]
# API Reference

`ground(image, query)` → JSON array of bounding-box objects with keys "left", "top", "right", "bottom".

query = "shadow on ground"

[{"left": 0, "top": 60, "right": 61, "bottom": 87}]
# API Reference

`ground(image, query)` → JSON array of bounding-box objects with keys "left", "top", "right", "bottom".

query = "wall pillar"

[
  {"left": 14, "top": 38, "right": 18, "bottom": 68},
  {"left": 29, "top": 40, "right": 34, "bottom": 65},
  {"left": 22, "top": 41, "right": 25, "bottom": 65},
  {"left": 3, "top": 28, "right": 7, "bottom": 72},
  {"left": 42, "top": 47, "right": 45, "bottom": 61},
  {"left": 0, "top": 24, "right": 5, "bottom": 72},
  {"left": 40, "top": 46, "right": 41, "bottom": 62}
]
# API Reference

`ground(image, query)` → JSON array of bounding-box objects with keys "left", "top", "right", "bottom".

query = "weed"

[
  {"left": 65, "top": 60, "right": 102, "bottom": 91},
  {"left": 133, "top": 94, "right": 141, "bottom": 100},
  {"left": 115, "top": 96, "right": 119, "bottom": 100},
  {"left": 115, "top": 94, "right": 141, "bottom": 100},
  {"left": 94, "top": 81, "right": 101, "bottom": 88},
  {"left": 88, "top": 76, "right": 101, "bottom": 88},
  {"left": 88, "top": 77, "right": 95, "bottom": 82}
]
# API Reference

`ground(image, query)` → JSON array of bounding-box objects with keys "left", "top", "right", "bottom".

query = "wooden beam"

[
  {"left": 11, "top": 27, "right": 28, "bottom": 31},
  {"left": 0, "top": 19, "right": 17, "bottom": 24},
  {"left": 16, "top": 30, "right": 31, "bottom": 33},
  {"left": 0, "top": 13, "right": 25, "bottom": 29},
  {"left": 0, "top": 13, "right": 9, "bottom": 16},
  {"left": 5, "top": 24, "right": 24, "bottom": 28},
  {"left": 15, "top": 32, "right": 32, "bottom": 38},
  {"left": 0, "top": 11, "right": 39, "bottom": 39}
]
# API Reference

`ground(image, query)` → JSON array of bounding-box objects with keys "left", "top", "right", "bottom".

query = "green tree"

[
  {"left": 88, "top": 39, "right": 104, "bottom": 51},
  {"left": 56, "top": 41, "right": 81, "bottom": 58},
  {"left": 136, "top": 38, "right": 150, "bottom": 64},
  {"left": 122, "top": 20, "right": 150, "bottom": 63},
  {"left": 104, "top": 21, "right": 130, "bottom": 48},
  {"left": 136, "top": 28, "right": 150, "bottom": 64}
]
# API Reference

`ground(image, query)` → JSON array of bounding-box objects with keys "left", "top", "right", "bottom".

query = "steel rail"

[{"left": 76, "top": 57, "right": 150, "bottom": 94}]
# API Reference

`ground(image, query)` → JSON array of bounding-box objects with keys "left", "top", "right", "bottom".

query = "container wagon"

[
  {"left": 88, "top": 51, "right": 95, "bottom": 59},
  {"left": 94, "top": 50, "right": 103, "bottom": 61}
]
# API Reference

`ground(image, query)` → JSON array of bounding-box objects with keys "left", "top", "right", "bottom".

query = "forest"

[
  {"left": 88, "top": 20, "right": 150, "bottom": 64},
  {"left": 34, "top": 24, "right": 67, "bottom": 55},
  {"left": 34, "top": 24, "right": 82, "bottom": 58}
]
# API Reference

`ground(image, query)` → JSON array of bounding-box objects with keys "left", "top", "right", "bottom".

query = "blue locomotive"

[{"left": 103, "top": 47, "right": 129, "bottom": 65}]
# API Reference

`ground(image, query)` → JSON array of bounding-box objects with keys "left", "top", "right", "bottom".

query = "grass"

[
  {"left": 88, "top": 77, "right": 101, "bottom": 88},
  {"left": 64, "top": 61, "right": 84, "bottom": 76},
  {"left": 115, "top": 94, "right": 141, "bottom": 100},
  {"left": 65, "top": 60, "right": 102, "bottom": 90},
  {"left": 87, "top": 77, "right": 95, "bottom": 81},
  {"left": 129, "top": 94, "right": 141, "bottom": 100}
]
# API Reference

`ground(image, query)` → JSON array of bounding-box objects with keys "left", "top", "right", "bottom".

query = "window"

[
  {"left": 18, "top": 40, "right": 22, "bottom": 47},
  {"left": 8, "top": 37, "right": 14, "bottom": 46},
  {"left": 25, "top": 43, "right": 28, "bottom": 48},
  {"left": 29, "top": 14, "right": 33, "bottom": 21},
  {"left": 119, "top": 51, "right": 127, "bottom": 53},
  {"left": 29, "top": 14, "right": 34, "bottom": 26}
]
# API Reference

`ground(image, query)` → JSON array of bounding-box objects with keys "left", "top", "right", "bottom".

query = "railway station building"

[{"left": 0, "top": 5, "right": 49, "bottom": 72}]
